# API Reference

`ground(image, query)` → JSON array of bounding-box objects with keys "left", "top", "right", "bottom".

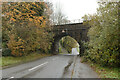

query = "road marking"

[
  {"left": 28, "top": 62, "right": 48, "bottom": 71},
  {"left": 10, "top": 76, "right": 14, "bottom": 79}
]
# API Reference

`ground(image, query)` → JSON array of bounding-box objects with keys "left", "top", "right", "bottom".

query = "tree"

[
  {"left": 60, "top": 36, "right": 79, "bottom": 53},
  {"left": 82, "top": 1, "right": 120, "bottom": 66},
  {"left": 2, "top": 2, "right": 53, "bottom": 56},
  {"left": 50, "top": 2, "right": 70, "bottom": 25}
]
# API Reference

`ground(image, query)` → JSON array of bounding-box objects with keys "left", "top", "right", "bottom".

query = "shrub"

[
  {"left": 2, "top": 48, "right": 12, "bottom": 56},
  {"left": 82, "top": 1, "right": 120, "bottom": 67}
]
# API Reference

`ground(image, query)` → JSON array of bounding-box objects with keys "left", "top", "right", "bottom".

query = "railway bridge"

[{"left": 52, "top": 23, "right": 90, "bottom": 55}]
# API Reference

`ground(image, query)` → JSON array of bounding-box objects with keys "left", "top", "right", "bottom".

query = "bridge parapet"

[{"left": 52, "top": 23, "right": 89, "bottom": 42}]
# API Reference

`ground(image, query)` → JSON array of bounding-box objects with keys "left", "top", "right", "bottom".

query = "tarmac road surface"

[{"left": 2, "top": 54, "right": 98, "bottom": 79}]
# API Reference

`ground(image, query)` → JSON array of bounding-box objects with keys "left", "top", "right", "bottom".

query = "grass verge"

[
  {"left": 0, "top": 53, "right": 52, "bottom": 68},
  {"left": 81, "top": 57, "right": 119, "bottom": 78},
  {"left": 90, "top": 63, "right": 119, "bottom": 78}
]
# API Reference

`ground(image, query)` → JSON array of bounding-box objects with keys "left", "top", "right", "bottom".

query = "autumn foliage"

[
  {"left": 2, "top": 2, "right": 53, "bottom": 57},
  {"left": 7, "top": 34, "right": 25, "bottom": 56}
]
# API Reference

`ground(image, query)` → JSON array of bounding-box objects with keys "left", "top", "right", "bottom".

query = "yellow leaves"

[
  {"left": 3, "top": 2, "right": 48, "bottom": 26},
  {"left": 3, "top": 2, "right": 53, "bottom": 57},
  {"left": 14, "top": 8, "right": 19, "bottom": 12},
  {"left": 7, "top": 34, "right": 25, "bottom": 57},
  {"left": 6, "top": 13, "right": 10, "bottom": 16},
  {"left": 41, "top": 20, "right": 46, "bottom": 27},
  {"left": 10, "top": 18, "right": 16, "bottom": 21},
  {"left": 30, "top": 10, "right": 36, "bottom": 14},
  {"left": 39, "top": 16, "right": 43, "bottom": 20},
  {"left": 29, "top": 18, "right": 33, "bottom": 21},
  {"left": 34, "top": 16, "right": 43, "bottom": 21},
  {"left": 32, "top": 2, "right": 35, "bottom": 5}
]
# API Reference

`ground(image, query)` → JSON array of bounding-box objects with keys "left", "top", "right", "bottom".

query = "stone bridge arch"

[{"left": 52, "top": 23, "right": 90, "bottom": 56}]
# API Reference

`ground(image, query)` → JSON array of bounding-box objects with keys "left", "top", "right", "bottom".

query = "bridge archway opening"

[
  {"left": 52, "top": 33, "right": 84, "bottom": 56},
  {"left": 59, "top": 36, "right": 80, "bottom": 54}
]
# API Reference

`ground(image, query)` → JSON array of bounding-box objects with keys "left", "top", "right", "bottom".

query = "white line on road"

[
  {"left": 7, "top": 76, "right": 14, "bottom": 80},
  {"left": 10, "top": 76, "right": 14, "bottom": 78},
  {"left": 28, "top": 62, "right": 48, "bottom": 71}
]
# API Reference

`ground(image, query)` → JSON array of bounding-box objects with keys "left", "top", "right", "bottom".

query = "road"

[{"left": 2, "top": 54, "right": 98, "bottom": 79}]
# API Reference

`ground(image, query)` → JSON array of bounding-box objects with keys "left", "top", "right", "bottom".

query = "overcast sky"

[{"left": 49, "top": 0, "right": 99, "bottom": 22}]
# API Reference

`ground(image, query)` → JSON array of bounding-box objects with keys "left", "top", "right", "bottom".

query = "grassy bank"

[
  {"left": 90, "top": 63, "right": 119, "bottom": 78},
  {"left": 0, "top": 53, "right": 52, "bottom": 68},
  {"left": 81, "top": 58, "right": 119, "bottom": 78}
]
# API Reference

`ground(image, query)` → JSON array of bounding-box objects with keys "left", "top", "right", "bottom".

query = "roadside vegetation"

[
  {"left": 82, "top": 0, "right": 119, "bottom": 78},
  {"left": 2, "top": 2, "right": 54, "bottom": 67},
  {"left": 90, "top": 63, "right": 119, "bottom": 78},
  {"left": 0, "top": 53, "right": 52, "bottom": 68},
  {"left": 1, "top": 1, "right": 119, "bottom": 78},
  {"left": 1, "top": 1, "right": 71, "bottom": 67},
  {"left": 59, "top": 36, "right": 79, "bottom": 53},
  {"left": 2, "top": 2, "right": 54, "bottom": 56},
  {"left": 2, "top": 2, "right": 54, "bottom": 57}
]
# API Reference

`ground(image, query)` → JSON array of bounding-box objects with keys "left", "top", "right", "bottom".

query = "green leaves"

[
  {"left": 82, "top": 1, "right": 120, "bottom": 67},
  {"left": 60, "top": 36, "right": 79, "bottom": 53}
]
